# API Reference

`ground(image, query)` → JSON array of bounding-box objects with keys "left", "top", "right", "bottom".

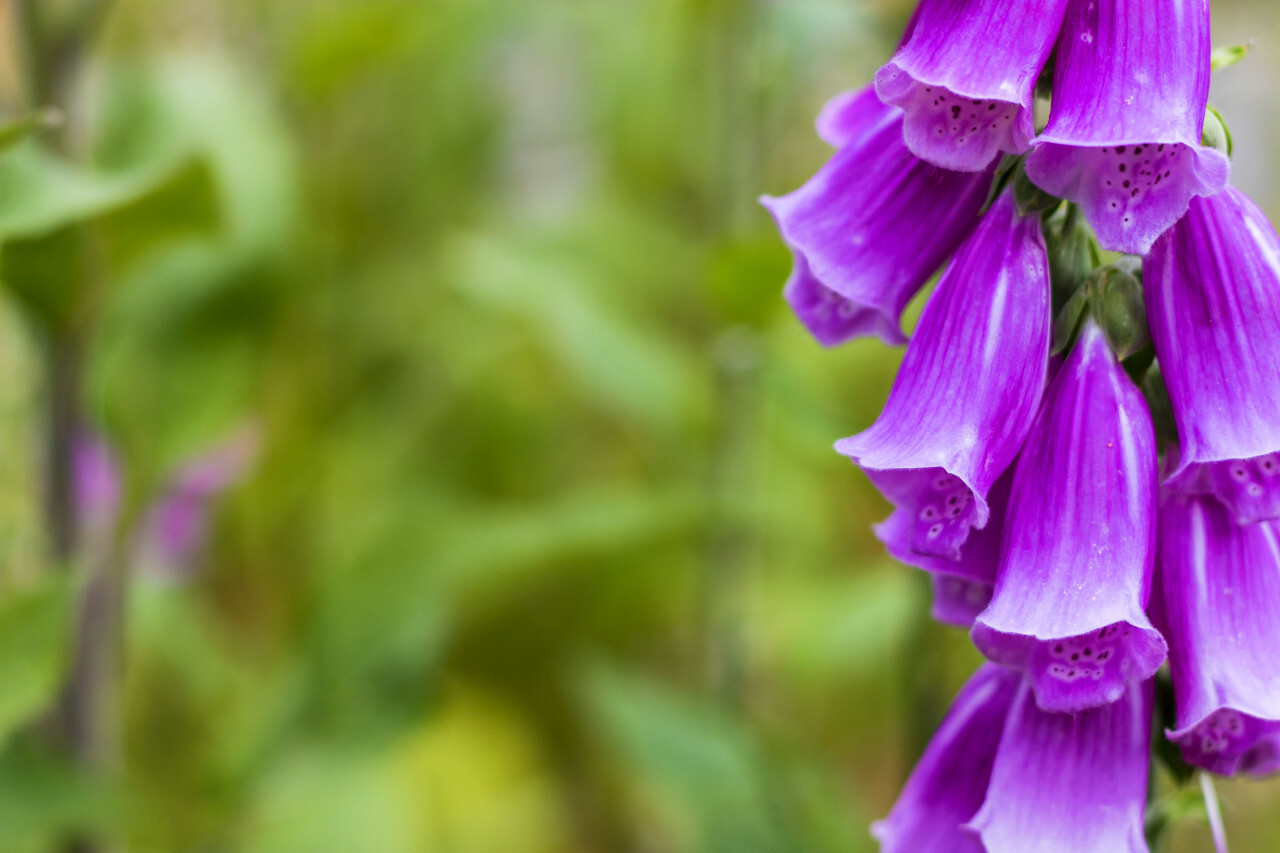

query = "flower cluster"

[{"left": 764, "top": 0, "right": 1280, "bottom": 849}]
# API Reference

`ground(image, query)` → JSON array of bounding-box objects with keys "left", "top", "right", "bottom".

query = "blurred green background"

[{"left": 0, "top": 0, "right": 1272, "bottom": 850}]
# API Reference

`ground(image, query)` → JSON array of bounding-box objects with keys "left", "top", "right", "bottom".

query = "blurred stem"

[
  {"left": 700, "top": 0, "right": 765, "bottom": 712},
  {"left": 1201, "top": 773, "right": 1229, "bottom": 853},
  {"left": 902, "top": 575, "right": 948, "bottom": 762},
  {"left": 704, "top": 329, "right": 761, "bottom": 710},
  {"left": 18, "top": 4, "right": 120, "bottom": 853}
]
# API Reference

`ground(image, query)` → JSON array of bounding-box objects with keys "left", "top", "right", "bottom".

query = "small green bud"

[
  {"left": 1090, "top": 265, "right": 1150, "bottom": 361},
  {"left": 1052, "top": 284, "right": 1089, "bottom": 356},
  {"left": 1211, "top": 43, "right": 1251, "bottom": 72},
  {"left": 981, "top": 154, "right": 1022, "bottom": 213},
  {"left": 1140, "top": 363, "right": 1179, "bottom": 450},
  {"left": 1045, "top": 205, "right": 1099, "bottom": 314},
  {"left": 1013, "top": 164, "right": 1062, "bottom": 217},
  {"left": 1202, "top": 105, "right": 1232, "bottom": 157}
]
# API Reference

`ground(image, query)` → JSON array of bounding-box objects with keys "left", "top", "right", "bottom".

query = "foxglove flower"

[
  {"left": 1145, "top": 187, "right": 1280, "bottom": 524},
  {"left": 74, "top": 434, "right": 122, "bottom": 536},
  {"left": 136, "top": 427, "right": 258, "bottom": 579},
  {"left": 1156, "top": 493, "right": 1280, "bottom": 776},
  {"left": 872, "top": 663, "right": 1019, "bottom": 852},
  {"left": 877, "top": 467, "right": 1012, "bottom": 627},
  {"left": 874, "top": 0, "right": 1069, "bottom": 172},
  {"left": 1024, "top": 0, "right": 1229, "bottom": 255},
  {"left": 836, "top": 191, "right": 1049, "bottom": 562},
  {"left": 967, "top": 679, "right": 1152, "bottom": 852},
  {"left": 762, "top": 86, "right": 993, "bottom": 346},
  {"left": 973, "top": 320, "right": 1165, "bottom": 713}
]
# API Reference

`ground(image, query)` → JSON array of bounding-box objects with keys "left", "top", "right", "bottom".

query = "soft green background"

[{"left": 0, "top": 0, "right": 1273, "bottom": 850}]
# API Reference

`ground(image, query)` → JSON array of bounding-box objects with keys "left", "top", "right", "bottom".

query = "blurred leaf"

[
  {"left": 0, "top": 740, "right": 120, "bottom": 849},
  {"left": 0, "top": 576, "right": 75, "bottom": 748},
  {"left": 0, "top": 109, "right": 62, "bottom": 155},
  {"left": 0, "top": 142, "right": 185, "bottom": 244},
  {"left": 448, "top": 233, "right": 711, "bottom": 435},
  {"left": 581, "top": 663, "right": 869, "bottom": 853},
  {"left": 760, "top": 569, "right": 917, "bottom": 679}
]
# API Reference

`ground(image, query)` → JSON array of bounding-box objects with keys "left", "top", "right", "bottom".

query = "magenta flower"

[
  {"left": 762, "top": 86, "right": 993, "bottom": 346},
  {"left": 876, "top": 466, "right": 1011, "bottom": 627},
  {"left": 967, "top": 678, "right": 1152, "bottom": 852},
  {"left": 1145, "top": 188, "right": 1280, "bottom": 525},
  {"left": 836, "top": 190, "right": 1048, "bottom": 562},
  {"left": 1025, "top": 0, "right": 1229, "bottom": 254},
  {"left": 875, "top": 0, "right": 1069, "bottom": 172},
  {"left": 1155, "top": 493, "right": 1280, "bottom": 777},
  {"left": 74, "top": 434, "right": 122, "bottom": 536},
  {"left": 136, "top": 428, "right": 258, "bottom": 578},
  {"left": 972, "top": 320, "right": 1165, "bottom": 713},
  {"left": 872, "top": 663, "right": 1019, "bottom": 852}
]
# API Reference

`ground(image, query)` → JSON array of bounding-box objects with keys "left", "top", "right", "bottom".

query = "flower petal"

[
  {"left": 966, "top": 679, "right": 1151, "bottom": 853},
  {"left": 972, "top": 320, "right": 1165, "bottom": 713},
  {"left": 836, "top": 190, "right": 1049, "bottom": 560},
  {"left": 1026, "top": 0, "right": 1228, "bottom": 254},
  {"left": 762, "top": 87, "right": 992, "bottom": 346},
  {"left": 1155, "top": 493, "right": 1280, "bottom": 776},
  {"left": 1145, "top": 187, "right": 1280, "bottom": 523},
  {"left": 872, "top": 663, "right": 1019, "bottom": 853},
  {"left": 877, "top": 466, "right": 1012, "bottom": 627},
  {"left": 874, "top": 0, "right": 1068, "bottom": 171}
]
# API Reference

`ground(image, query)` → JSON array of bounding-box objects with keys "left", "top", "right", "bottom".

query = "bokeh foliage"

[{"left": 0, "top": 0, "right": 1272, "bottom": 850}]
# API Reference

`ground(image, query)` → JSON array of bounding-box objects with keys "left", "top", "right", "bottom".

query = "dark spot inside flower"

[
  {"left": 1123, "top": 180, "right": 1131, "bottom": 188},
  {"left": 1071, "top": 653, "right": 1079, "bottom": 661},
  {"left": 1158, "top": 144, "right": 1165, "bottom": 152},
  {"left": 1119, "top": 164, "right": 1126, "bottom": 173},
  {"left": 1116, "top": 146, "right": 1126, "bottom": 154},
  {"left": 971, "top": 99, "right": 980, "bottom": 105},
  {"left": 951, "top": 105, "right": 961, "bottom": 119},
  {"left": 1054, "top": 644, "right": 1063, "bottom": 653},
  {"left": 1083, "top": 647, "right": 1092, "bottom": 656},
  {"left": 988, "top": 104, "right": 996, "bottom": 111},
  {"left": 1133, "top": 146, "right": 1143, "bottom": 154}
]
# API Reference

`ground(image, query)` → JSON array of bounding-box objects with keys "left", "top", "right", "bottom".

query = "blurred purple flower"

[
  {"left": 967, "top": 678, "right": 1152, "bottom": 852},
  {"left": 73, "top": 426, "right": 257, "bottom": 580},
  {"left": 972, "top": 320, "right": 1165, "bottom": 713},
  {"left": 873, "top": 663, "right": 1019, "bottom": 852},
  {"left": 1145, "top": 187, "right": 1280, "bottom": 525},
  {"left": 1025, "top": 0, "right": 1228, "bottom": 254},
  {"left": 74, "top": 434, "right": 122, "bottom": 536},
  {"left": 136, "top": 427, "right": 258, "bottom": 579},
  {"left": 836, "top": 190, "right": 1049, "bottom": 562},
  {"left": 875, "top": 0, "right": 1069, "bottom": 172},
  {"left": 1155, "top": 493, "right": 1280, "bottom": 776},
  {"left": 762, "top": 86, "right": 992, "bottom": 346}
]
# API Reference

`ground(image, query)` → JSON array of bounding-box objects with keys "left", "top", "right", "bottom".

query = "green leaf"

[
  {"left": 0, "top": 142, "right": 186, "bottom": 244},
  {"left": 0, "top": 109, "right": 62, "bottom": 155},
  {"left": 0, "top": 576, "right": 74, "bottom": 747},
  {"left": 580, "top": 663, "right": 868, "bottom": 853}
]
